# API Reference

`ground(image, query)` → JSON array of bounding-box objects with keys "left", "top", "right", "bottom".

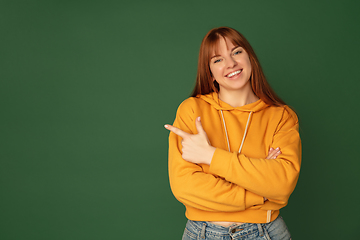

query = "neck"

[{"left": 218, "top": 88, "right": 259, "bottom": 108}]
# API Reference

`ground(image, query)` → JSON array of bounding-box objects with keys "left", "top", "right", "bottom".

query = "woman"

[{"left": 164, "top": 27, "right": 301, "bottom": 240}]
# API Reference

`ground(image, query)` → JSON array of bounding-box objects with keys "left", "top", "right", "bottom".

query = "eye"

[
  {"left": 213, "top": 59, "right": 221, "bottom": 64},
  {"left": 233, "top": 50, "right": 242, "bottom": 55}
]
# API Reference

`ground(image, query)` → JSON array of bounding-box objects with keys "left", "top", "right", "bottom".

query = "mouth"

[{"left": 226, "top": 69, "right": 242, "bottom": 78}]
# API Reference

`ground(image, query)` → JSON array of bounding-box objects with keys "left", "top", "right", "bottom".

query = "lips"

[{"left": 226, "top": 69, "right": 242, "bottom": 78}]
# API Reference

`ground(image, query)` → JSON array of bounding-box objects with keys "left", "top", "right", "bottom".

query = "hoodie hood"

[
  {"left": 198, "top": 92, "right": 269, "bottom": 112},
  {"left": 199, "top": 92, "right": 269, "bottom": 155}
]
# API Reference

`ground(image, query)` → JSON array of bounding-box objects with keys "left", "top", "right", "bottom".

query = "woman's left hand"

[{"left": 165, "top": 117, "right": 216, "bottom": 165}]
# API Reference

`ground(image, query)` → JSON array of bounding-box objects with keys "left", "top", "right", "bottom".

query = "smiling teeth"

[{"left": 227, "top": 70, "right": 242, "bottom": 77}]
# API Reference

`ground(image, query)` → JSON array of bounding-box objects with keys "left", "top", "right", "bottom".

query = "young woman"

[{"left": 165, "top": 27, "right": 301, "bottom": 240}]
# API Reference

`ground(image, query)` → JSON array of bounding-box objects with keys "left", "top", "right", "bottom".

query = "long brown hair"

[{"left": 191, "top": 27, "right": 285, "bottom": 107}]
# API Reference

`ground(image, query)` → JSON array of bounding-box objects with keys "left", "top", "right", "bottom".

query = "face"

[{"left": 209, "top": 37, "right": 252, "bottom": 95}]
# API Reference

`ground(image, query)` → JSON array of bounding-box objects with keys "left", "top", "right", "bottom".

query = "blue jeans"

[{"left": 182, "top": 216, "right": 291, "bottom": 240}]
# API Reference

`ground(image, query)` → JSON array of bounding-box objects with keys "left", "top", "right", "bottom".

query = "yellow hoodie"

[{"left": 168, "top": 92, "right": 301, "bottom": 223}]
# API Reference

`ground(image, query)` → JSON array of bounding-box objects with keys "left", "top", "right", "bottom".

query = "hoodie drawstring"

[
  {"left": 220, "top": 110, "right": 253, "bottom": 154},
  {"left": 220, "top": 110, "right": 231, "bottom": 152},
  {"left": 220, "top": 110, "right": 271, "bottom": 223}
]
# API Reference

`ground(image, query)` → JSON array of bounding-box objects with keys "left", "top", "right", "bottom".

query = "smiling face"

[{"left": 209, "top": 37, "right": 252, "bottom": 97}]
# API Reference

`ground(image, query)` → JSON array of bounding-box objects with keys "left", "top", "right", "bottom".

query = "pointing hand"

[{"left": 165, "top": 117, "right": 215, "bottom": 165}]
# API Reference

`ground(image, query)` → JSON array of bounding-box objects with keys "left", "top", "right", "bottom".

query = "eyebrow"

[
  {"left": 210, "top": 46, "right": 242, "bottom": 59},
  {"left": 210, "top": 55, "right": 221, "bottom": 59},
  {"left": 231, "top": 46, "right": 241, "bottom": 52}
]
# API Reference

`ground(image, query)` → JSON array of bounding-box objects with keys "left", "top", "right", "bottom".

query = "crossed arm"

[
  {"left": 165, "top": 116, "right": 282, "bottom": 165},
  {"left": 165, "top": 116, "right": 283, "bottom": 205},
  {"left": 165, "top": 101, "right": 301, "bottom": 213}
]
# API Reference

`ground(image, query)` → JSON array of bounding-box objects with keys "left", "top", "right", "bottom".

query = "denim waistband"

[
  {"left": 186, "top": 220, "right": 266, "bottom": 239},
  {"left": 183, "top": 216, "right": 291, "bottom": 240}
]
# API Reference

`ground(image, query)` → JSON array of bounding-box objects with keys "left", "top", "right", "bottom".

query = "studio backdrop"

[{"left": 1, "top": 0, "right": 359, "bottom": 239}]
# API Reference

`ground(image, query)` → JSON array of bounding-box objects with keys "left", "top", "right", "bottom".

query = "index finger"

[{"left": 164, "top": 124, "right": 189, "bottom": 139}]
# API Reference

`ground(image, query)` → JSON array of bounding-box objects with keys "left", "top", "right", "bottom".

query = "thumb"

[{"left": 195, "top": 117, "right": 206, "bottom": 135}]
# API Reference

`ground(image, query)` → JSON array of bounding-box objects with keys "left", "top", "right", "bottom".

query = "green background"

[{"left": 1, "top": 0, "right": 359, "bottom": 239}]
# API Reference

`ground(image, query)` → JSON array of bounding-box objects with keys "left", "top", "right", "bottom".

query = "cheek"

[
  {"left": 244, "top": 55, "right": 252, "bottom": 67},
  {"left": 210, "top": 65, "right": 223, "bottom": 78},
  {"left": 246, "top": 59, "right": 252, "bottom": 71},
  {"left": 246, "top": 58, "right": 251, "bottom": 67}
]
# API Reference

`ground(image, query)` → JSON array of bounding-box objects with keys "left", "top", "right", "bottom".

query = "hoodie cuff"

[
  {"left": 245, "top": 190, "right": 265, "bottom": 208},
  {"left": 209, "top": 148, "right": 234, "bottom": 178}
]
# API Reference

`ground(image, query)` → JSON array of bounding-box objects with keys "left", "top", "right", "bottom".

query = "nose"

[{"left": 226, "top": 56, "right": 237, "bottom": 68}]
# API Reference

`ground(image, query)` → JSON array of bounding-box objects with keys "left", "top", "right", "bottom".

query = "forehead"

[{"left": 210, "top": 37, "right": 239, "bottom": 56}]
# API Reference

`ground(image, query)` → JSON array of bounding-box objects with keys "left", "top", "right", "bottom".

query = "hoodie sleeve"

[
  {"left": 168, "top": 100, "right": 264, "bottom": 212},
  {"left": 209, "top": 106, "right": 301, "bottom": 206}
]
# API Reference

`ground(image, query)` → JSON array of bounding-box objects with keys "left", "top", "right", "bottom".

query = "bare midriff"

[{"left": 209, "top": 221, "right": 245, "bottom": 227}]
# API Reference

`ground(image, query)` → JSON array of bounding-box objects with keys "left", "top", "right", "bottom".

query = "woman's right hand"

[{"left": 266, "top": 147, "right": 281, "bottom": 159}]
